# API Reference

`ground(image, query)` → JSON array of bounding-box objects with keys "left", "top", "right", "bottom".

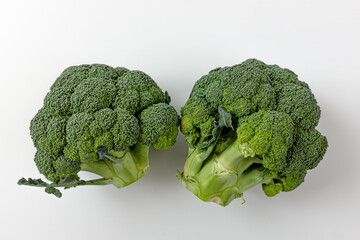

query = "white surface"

[{"left": 1, "top": 0, "right": 359, "bottom": 239}]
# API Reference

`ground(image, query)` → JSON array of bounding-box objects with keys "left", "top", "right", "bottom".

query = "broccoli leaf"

[
  {"left": 45, "top": 186, "right": 62, "bottom": 198},
  {"left": 199, "top": 106, "right": 233, "bottom": 150},
  {"left": 18, "top": 176, "right": 114, "bottom": 198},
  {"left": 165, "top": 91, "right": 171, "bottom": 104},
  {"left": 218, "top": 106, "right": 233, "bottom": 129},
  {"left": 96, "top": 146, "right": 109, "bottom": 160}
]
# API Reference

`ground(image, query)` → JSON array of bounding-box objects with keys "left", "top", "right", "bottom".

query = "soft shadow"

[
  {"left": 293, "top": 102, "right": 355, "bottom": 199},
  {"left": 146, "top": 134, "right": 189, "bottom": 187}
]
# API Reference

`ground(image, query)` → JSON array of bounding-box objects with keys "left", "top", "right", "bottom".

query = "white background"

[{"left": 1, "top": 0, "right": 359, "bottom": 239}]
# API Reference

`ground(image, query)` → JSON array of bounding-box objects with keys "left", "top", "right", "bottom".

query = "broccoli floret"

[
  {"left": 113, "top": 70, "right": 166, "bottom": 114},
  {"left": 276, "top": 83, "right": 320, "bottom": 129},
  {"left": 34, "top": 150, "right": 60, "bottom": 183},
  {"left": 110, "top": 109, "right": 140, "bottom": 151},
  {"left": 30, "top": 109, "right": 68, "bottom": 156},
  {"left": 70, "top": 78, "right": 117, "bottom": 113},
  {"left": 237, "top": 111, "right": 294, "bottom": 171},
  {"left": 19, "top": 64, "right": 179, "bottom": 198},
  {"left": 139, "top": 103, "right": 179, "bottom": 149},
  {"left": 180, "top": 96, "right": 216, "bottom": 143},
  {"left": 286, "top": 129, "right": 328, "bottom": 172},
  {"left": 178, "top": 59, "right": 328, "bottom": 206}
]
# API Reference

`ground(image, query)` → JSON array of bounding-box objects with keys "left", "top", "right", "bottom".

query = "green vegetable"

[
  {"left": 19, "top": 64, "right": 179, "bottom": 198},
  {"left": 177, "top": 59, "right": 328, "bottom": 206}
]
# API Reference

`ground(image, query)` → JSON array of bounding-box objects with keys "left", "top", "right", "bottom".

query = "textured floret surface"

[
  {"left": 30, "top": 64, "right": 179, "bottom": 183},
  {"left": 179, "top": 59, "right": 328, "bottom": 205}
]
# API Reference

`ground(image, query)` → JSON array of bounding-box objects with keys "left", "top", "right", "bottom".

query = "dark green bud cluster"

[
  {"left": 30, "top": 64, "right": 179, "bottom": 183},
  {"left": 179, "top": 59, "right": 328, "bottom": 203}
]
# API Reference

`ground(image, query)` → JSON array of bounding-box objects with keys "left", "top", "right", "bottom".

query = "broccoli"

[
  {"left": 177, "top": 59, "right": 328, "bottom": 206},
  {"left": 18, "top": 64, "right": 179, "bottom": 198}
]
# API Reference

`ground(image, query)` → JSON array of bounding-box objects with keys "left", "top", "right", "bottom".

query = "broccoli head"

[
  {"left": 177, "top": 59, "right": 328, "bottom": 206},
  {"left": 19, "top": 64, "right": 179, "bottom": 197}
]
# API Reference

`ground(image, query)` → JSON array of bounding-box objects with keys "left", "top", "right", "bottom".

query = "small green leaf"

[
  {"left": 17, "top": 177, "right": 48, "bottom": 187},
  {"left": 199, "top": 107, "right": 233, "bottom": 151},
  {"left": 17, "top": 178, "right": 27, "bottom": 185},
  {"left": 77, "top": 180, "right": 87, "bottom": 186},
  {"left": 45, "top": 186, "right": 62, "bottom": 198},
  {"left": 165, "top": 91, "right": 171, "bottom": 104},
  {"left": 58, "top": 176, "right": 78, "bottom": 185},
  {"left": 218, "top": 106, "right": 233, "bottom": 129},
  {"left": 96, "top": 146, "right": 108, "bottom": 160}
]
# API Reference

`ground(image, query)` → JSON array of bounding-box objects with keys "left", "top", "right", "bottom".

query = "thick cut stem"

[
  {"left": 183, "top": 137, "right": 219, "bottom": 177},
  {"left": 81, "top": 144, "right": 150, "bottom": 188},
  {"left": 178, "top": 140, "right": 273, "bottom": 206}
]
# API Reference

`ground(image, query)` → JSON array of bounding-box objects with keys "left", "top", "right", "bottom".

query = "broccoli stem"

[
  {"left": 215, "top": 140, "right": 261, "bottom": 174},
  {"left": 237, "top": 168, "right": 274, "bottom": 192},
  {"left": 183, "top": 145, "right": 213, "bottom": 177},
  {"left": 183, "top": 134, "right": 234, "bottom": 177},
  {"left": 81, "top": 143, "right": 150, "bottom": 188},
  {"left": 179, "top": 139, "right": 274, "bottom": 206}
]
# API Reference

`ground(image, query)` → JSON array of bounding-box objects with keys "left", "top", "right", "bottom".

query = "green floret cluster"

[
  {"left": 20, "top": 64, "right": 179, "bottom": 197},
  {"left": 178, "top": 59, "right": 328, "bottom": 206},
  {"left": 18, "top": 60, "right": 328, "bottom": 204}
]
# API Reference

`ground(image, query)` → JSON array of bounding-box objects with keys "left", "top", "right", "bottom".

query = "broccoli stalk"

[
  {"left": 82, "top": 144, "right": 150, "bottom": 188},
  {"left": 178, "top": 107, "right": 272, "bottom": 206},
  {"left": 178, "top": 136, "right": 275, "bottom": 206}
]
